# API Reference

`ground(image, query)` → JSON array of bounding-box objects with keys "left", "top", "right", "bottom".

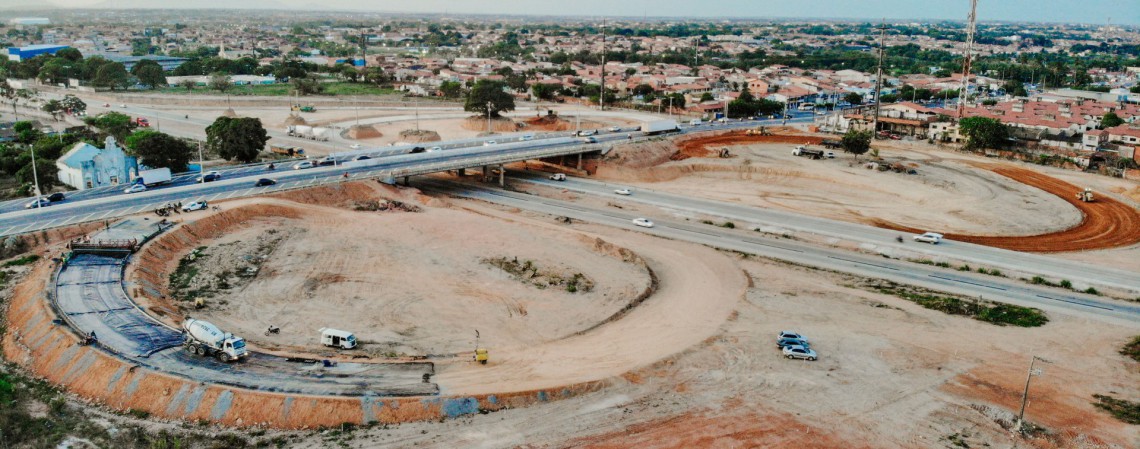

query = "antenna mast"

[{"left": 957, "top": 0, "right": 979, "bottom": 117}]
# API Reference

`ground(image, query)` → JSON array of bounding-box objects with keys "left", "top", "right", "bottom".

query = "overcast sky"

[{"left": 35, "top": 0, "right": 1140, "bottom": 25}]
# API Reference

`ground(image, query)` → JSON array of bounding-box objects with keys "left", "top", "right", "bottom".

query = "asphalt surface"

[
  {"left": 511, "top": 173, "right": 1140, "bottom": 296},
  {"left": 54, "top": 254, "right": 438, "bottom": 397},
  {"left": 421, "top": 179, "right": 1140, "bottom": 327}
]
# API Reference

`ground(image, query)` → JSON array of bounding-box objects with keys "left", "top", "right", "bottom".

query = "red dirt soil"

[
  {"left": 871, "top": 166, "right": 1140, "bottom": 253},
  {"left": 564, "top": 411, "right": 873, "bottom": 449},
  {"left": 674, "top": 131, "right": 823, "bottom": 160}
]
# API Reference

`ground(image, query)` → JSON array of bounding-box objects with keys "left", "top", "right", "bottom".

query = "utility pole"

[
  {"left": 29, "top": 145, "right": 41, "bottom": 206},
  {"left": 599, "top": 18, "right": 606, "bottom": 111},
  {"left": 486, "top": 101, "right": 492, "bottom": 135},
  {"left": 958, "top": 0, "right": 979, "bottom": 117},
  {"left": 871, "top": 20, "right": 887, "bottom": 137},
  {"left": 197, "top": 141, "right": 205, "bottom": 181},
  {"left": 1016, "top": 356, "right": 1051, "bottom": 434}
]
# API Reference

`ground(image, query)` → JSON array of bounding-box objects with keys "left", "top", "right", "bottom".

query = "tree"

[
  {"left": 843, "top": 92, "right": 863, "bottom": 105},
  {"left": 631, "top": 84, "right": 655, "bottom": 96},
  {"left": 841, "top": 129, "right": 872, "bottom": 159},
  {"left": 338, "top": 64, "right": 360, "bottom": 83},
  {"left": 1101, "top": 112, "right": 1124, "bottom": 129},
  {"left": 208, "top": 72, "right": 232, "bottom": 93},
  {"left": 61, "top": 94, "right": 86, "bottom": 116},
  {"left": 131, "top": 59, "right": 167, "bottom": 90},
  {"left": 464, "top": 79, "right": 515, "bottom": 118},
  {"left": 41, "top": 99, "right": 63, "bottom": 120},
  {"left": 663, "top": 93, "right": 686, "bottom": 111},
  {"left": 699, "top": 92, "right": 715, "bottom": 102},
  {"left": 363, "top": 67, "right": 389, "bottom": 86},
  {"left": 84, "top": 112, "right": 136, "bottom": 142},
  {"left": 439, "top": 81, "right": 464, "bottom": 98},
  {"left": 958, "top": 116, "right": 1010, "bottom": 150},
  {"left": 124, "top": 130, "right": 193, "bottom": 172},
  {"left": 179, "top": 79, "right": 197, "bottom": 92},
  {"left": 93, "top": 62, "right": 131, "bottom": 90},
  {"left": 291, "top": 75, "right": 323, "bottom": 96},
  {"left": 205, "top": 116, "right": 268, "bottom": 163}
]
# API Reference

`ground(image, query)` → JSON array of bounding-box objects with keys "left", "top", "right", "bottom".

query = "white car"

[
  {"left": 777, "top": 331, "right": 808, "bottom": 343},
  {"left": 24, "top": 197, "right": 51, "bottom": 209},
  {"left": 632, "top": 218, "right": 654, "bottom": 228},
  {"left": 124, "top": 184, "right": 147, "bottom": 194},
  {"left": 576, "top": 130, "right": 596, "bottom": 137},
  {"left": 913, "top": 232, "right": 944, "bottom": 244},
  {"left": 484, "top": 140, "right": 497, "bottom": 146},
  {"left": 825, "top": 151, "right": 836, "bottom": 159},
  {"left": 608, "top": 126, "right": 621, "bottom": 132},
  {"left": 429, "top": 146, "right": 442, "bottom": 152},
  {"left": 293, "top": 161, "right": 314, "bottom": 170},
  {"left": 614, "top": 188, "right": 632, "bottom": 195},
  {"left": 521, "top": 134, "right": 534, "bottom": 141},
  {"left": 182, "top": 201, "right": 208, "bottom": 212},
  {"left": 782, "top": 345, "right": 818, "bottom": 361},
  {"left": 349, "top": 143, "right": 362, "bottom": 149},
  {"left": 550, "top": 173, "right": 567, "bottom": 181}
]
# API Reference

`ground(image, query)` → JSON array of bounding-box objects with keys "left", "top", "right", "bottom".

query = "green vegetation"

[
  {"left": 464, "top": 79, "right": 516, "bottom": 118},
  {"left": 1122, "top": 336, "right": 1140, "bottom": 362},
  {"left": 959, "top": 117, "right": 1011, "bottom": 151},
  {"left": 157, "top": 81, "right": 399, "bottom": 96},
  {"left": 1092, "top": 394, "right": 1140, "bottom": 424},
  {"left": 168, "top": 247, "right": 206, "bottom": 301},
  {"left": 3, "top": 254, "right": 39, "bottom": 267},
  {"left": 841, "top": 129, "right": 872, "bottom": 158},
  {"left": 205, "top": 117, "right": 269, "bottom": 163},
  {"left": 867, "top": 280, "right": 1048, "bottom": 327}
]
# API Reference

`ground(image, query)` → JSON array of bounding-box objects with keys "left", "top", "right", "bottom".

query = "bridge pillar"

[
  {"left": 457, "top": 168, "right": 466, "bottom": 177},
  {"left": 482, "top": 165, "right": 489, "bottom": 182},
  {"left": 403, "top": 176, "right": 410, "bottom": 186},
  {"left": 498, "top": 164, "right": 505, "bottom": 187},
  {"left": 577, "top": 153, "right": 583, "bottom": 170}
]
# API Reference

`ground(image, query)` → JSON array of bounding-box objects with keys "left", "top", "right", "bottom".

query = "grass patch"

[
  {"left": 865, "top": 280, "right": 1048, "bottom": 327},
  {"left": 2, "top": 254, "right": 39, "bottom": 267},
  {"left": 1122, "top": 336, "right": 1140, "bottom": 362},
  {"left": 1092, "top": 394, "right": 1140, "bottom": 424}
]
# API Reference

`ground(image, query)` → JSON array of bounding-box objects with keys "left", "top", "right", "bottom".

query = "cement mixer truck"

[{"left": 182, "top": 318, "right": 248, "bottom": 362}]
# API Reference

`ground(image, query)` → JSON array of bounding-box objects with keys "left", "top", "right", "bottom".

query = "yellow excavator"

[{"left": 473, "top": 330, "right": 488, "bottom": 365}]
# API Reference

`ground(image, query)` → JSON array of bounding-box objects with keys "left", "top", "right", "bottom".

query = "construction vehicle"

[
  {"left": 291, "top": 104, "right": 316, "bottom": 112},
  {"left": 745, "top": 127, "right": 773, "bottom": 136},
  {"left": 270, "top": 145, "right": 305, "bottom": 156},
  {"left": 182, "top": 318, "right": 248, "bottom": 362},
  {"left": 1076, "top": 188, "right": 1095, "bottom": 202},
  {"left": 134, "top": 117, "right": 150, "bottom": 127},
  {"left": 792, "top": 145, "right": 824, "bottom": 159},
  {"left": 474, "top": 348, "right": 489, "bottom": 365}
]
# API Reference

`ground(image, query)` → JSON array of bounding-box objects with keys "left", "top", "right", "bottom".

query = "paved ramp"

[{"left": 55, "top": 254, "right": 184, "bottom": 357}]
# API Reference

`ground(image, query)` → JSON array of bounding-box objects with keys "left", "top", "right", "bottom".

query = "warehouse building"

[{"left": 7, "top": 44, "right": 69, "bottom": 62}]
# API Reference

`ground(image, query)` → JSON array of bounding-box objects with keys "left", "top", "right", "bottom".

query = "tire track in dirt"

[{"left": 870, "top": 166, "right": 1140, "bottom": 253}]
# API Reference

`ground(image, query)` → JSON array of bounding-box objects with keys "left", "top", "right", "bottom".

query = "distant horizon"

[{"left": 1, "top": 0, "right": 1136, "bottom": 26}]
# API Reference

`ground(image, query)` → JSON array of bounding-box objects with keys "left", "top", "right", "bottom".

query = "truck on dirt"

[
  {"left": 134, "top": 168, "right": 172, "bottom": 186},
  {"left": 182, "top": 318, "right": 248, "bottom": 362},
  {"left": 792, "top": 145, "right": 825, "bottom": 159},
  {"left": 640, "top": 120, "right": 679, "bottom": 135}
]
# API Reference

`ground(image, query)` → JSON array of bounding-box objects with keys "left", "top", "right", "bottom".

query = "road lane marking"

[
  {"left": 1035, "top": 294, "right": 1114, "bottom": 311},
  {"left": 928, "top": 274, "right": 1008, "bottom": 290},
  {"left": 742, "top": 239, "right": 805, "bottom": 253},
  {"left": 828, "top": 256, "right": 900, "bottom": 271}
]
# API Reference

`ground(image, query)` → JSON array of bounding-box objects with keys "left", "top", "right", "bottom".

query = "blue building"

[{"left": 7, "top": 44, "right": 69, "bottom": 62}]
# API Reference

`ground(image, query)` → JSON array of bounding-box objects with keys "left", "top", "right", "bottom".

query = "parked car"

[
  {"left": 47, "top": 192, "right": 66, "bottom": 202},
  {"left": 254, "top": 178, "right": 276, "bottom": 187},
  {"left": 196, "top": 171, "right": 221, "bottom": 183},
  {"left": 614, "top": 188, "right": 632, "bottom": 195},
  {"left": 777, "top": 331, "right": 808, "bottom": 343},
  {"left": 124, "top": 184, "right": 147, "bottom": 194},
  {"left": 24, "top": 197, "right": 51, "bottom": 209},
  {"left": 782, "top": 345, "right": 818, "bottom": 361},
  {"left": 182, "top": 201, "right": 208, "bottom": 212},
  {"left": 632, "top": 218, "right": 654, "bottom": 228},
  {"left": 777, "top": 337, "right": 810, "bottom": 349},
  {"left": 913, "top": 232, "right": 944, "bottom": 244},
  {"left": 550, "top": 173, "right": 567, "bottom": 181},
  {"left": 293, "top": 161, "right": 314, "bottom": 170},
  {"left": 825, "top": 151, "right": 836, "bottom": 159}
]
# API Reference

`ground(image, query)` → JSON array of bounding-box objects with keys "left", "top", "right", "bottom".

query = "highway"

[
  {"left": 510, "top": 173, "right": 1140, "bottom": 296},
  {"left": 420, "top": 179, "right": 1140, "bottom": 327}
]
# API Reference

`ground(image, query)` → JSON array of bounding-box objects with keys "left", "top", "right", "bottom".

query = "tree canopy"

[
  {"left": 841, "top": 129, "right": 873, "bottom": 158},
  {"left": 1101, "top": 112, "right": 1124, "bottom": 128},
  {"left": 464, "top": 79, "right": 515, "bottom": 118},
  {"left": 205, "top": 116, "right": 268, "bottom": 163},
  {"left": 124, "top": 130, "right": 194, "bottom": 172},
  {"left": 959, "top": 117, "right": 1010, "bottom": 150},
  {"left": 92, "top": 62, "right": 131, "bottom": 91},
  {"left": 131, "top": 59, "right": 167, "bottom": 90},
  {"left": 84, "top": 112, "right": 136, "bottom": 142}
]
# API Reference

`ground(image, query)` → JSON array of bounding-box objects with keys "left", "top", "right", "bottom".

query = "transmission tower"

[
  {"left": 957, "top": 0, "right": 979, "bottom": 117},
  {"left": 871, "top": 20, "right": 887, "bottom": 136}
]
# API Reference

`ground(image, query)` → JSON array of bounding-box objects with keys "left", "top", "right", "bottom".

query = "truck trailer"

[
  {"left": 134, "top": 168, "right": 172, "bottom": 186},
  {"left": 182, "top": 318, "right": 248, "bottom": 362},
  {"left": 640, "top": 120, "right": 680, "bottom": 135}
]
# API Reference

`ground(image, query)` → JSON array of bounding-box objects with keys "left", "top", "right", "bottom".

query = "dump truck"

[
  {"left": 182, "top": 318, "right": 248, "bottom": 362},
  {"left": 792, "top": 145, "right": 824, "bottom": 159},
  {"left": 291, "top": 104, "right": 316, "bottom": 112},
  {"left": 310, "top": 127, "right": 330, "bottom": 141},
  {"left": 270, "top": 145, "right": 305, "bottom": 156},
  {"left": 286, "top": 125, "right": 312, "bottom": 138},
  {"left": 1076, "top": 188, "right": 1095, "bottom": 202},
  {"left": 134, "top": 168, "right": 172, "bottom": 187},
  {"left": 640, "top": 119, "right": 679, "bottom": 135}
]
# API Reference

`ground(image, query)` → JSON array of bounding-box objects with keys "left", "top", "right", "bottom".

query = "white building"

[{"left": 55, "top": 137, "right": 137, "bottom": 190}]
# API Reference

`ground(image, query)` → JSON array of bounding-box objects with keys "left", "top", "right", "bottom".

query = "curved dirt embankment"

[
  {"left": 675, "top": 130, "right": 824, "bottom": 159},
  {"left": 873, "top": 166, "right": 1140, "bottom": 252},
  {"left": 596, "top": 130, "right": 825, "bottom": 182}
]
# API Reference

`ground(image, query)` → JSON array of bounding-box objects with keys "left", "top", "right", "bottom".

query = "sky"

[{"left": 27, "top": 0, "right": 1140, "bottom": 25}]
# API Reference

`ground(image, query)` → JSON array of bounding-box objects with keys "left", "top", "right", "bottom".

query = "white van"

[
  {"left": 798, "top": 103, "right": 815, "bottom": 111},
  {"left": 320, "top": 328, "right": 357, "bottom": 349},
  {"left": 689, "top": 119, "right": 703, "bottom": 126}
]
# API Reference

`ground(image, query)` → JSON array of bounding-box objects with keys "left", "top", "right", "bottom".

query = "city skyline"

[{"left": 6, "top": 0, "right": 1138, "bottom": 25}]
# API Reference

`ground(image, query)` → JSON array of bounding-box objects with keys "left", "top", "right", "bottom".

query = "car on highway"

[
  {"left": 913, "top": 232, "right": 944, "bottom": 244},
  {"left": 632, "top": 218, "right": 654, "bottom": 228},
  {"left": 410, "top": 147, "right": 426, "bottom": 153},
  {"left": 484, "top": 140, "right": 497, "bottom": 146},
  {"left": 782, "top": 345, "right": 818, "bottom": 361},
  {"left": 608, "top": 126, "right": 621, "bottom": 132},
  {"left": 614, "top": 188, "right": 632, "bottom": 195},
  {"left": 182, "top": 201, "right": 208, "bottom": 212},
  {"left": 353, "top": 155, "right": 371, "bottom": 161},
  {"left": 24, "top": 197, "right": 51, "bottom": 209},
  {"left": 196, "top": 171, "right": 221, "bottom": 183},
  {"left": 428, "top": 146, "right": 442, "bottom": 152},
  {"left": 317, "top": 156, "right": 336, "bottom": 166},
  {"left": 777, "top": 337, "right": 810, "bottom": 349},
  {"left": 582, "top": 136, "right": 598, "bottom": 143},
  {"left": 576, "top": 130, "right": 597, "bottom": 137},
  {"left": 47, "top": 192, "right": 66, "bottom": 202},
  {"left": 521, "top": 134, "right": 534, "bottom": 141},
  {"left": 777, "top": 331, "right": 808, "bottom": 343},
  {"left": 349, "top": 143, "right": 362, "bottom": 149},
  {"left": 119, "top": 104, "right": 127, "bottom": 108},
  {"left": 124, "top": 184, "right": 148, "bottom": 194},
  {"left": 254, "top": 178, "right": 276, "bottom": 187},
  {"left": 550, "top": 173, "right": 567, "bottom": 181},
  {"left": 293, "top": 161, "right": 314, "bottom": 170},
  {"left": 102, "top": 103, "right": 110, "bottom": 107}
]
